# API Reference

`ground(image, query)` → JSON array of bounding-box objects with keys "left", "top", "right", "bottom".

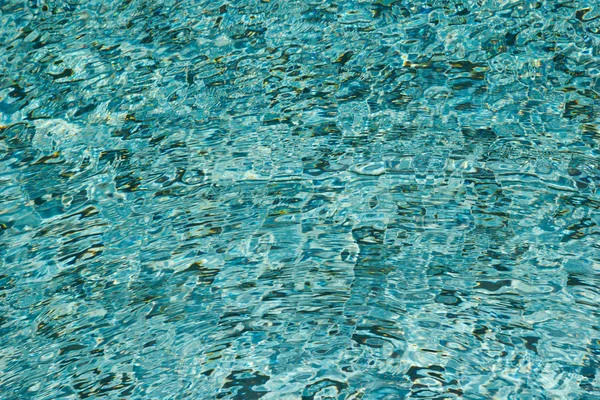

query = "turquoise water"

[{"left": 1, "top": 0, "right": 599, "bottom": 398}]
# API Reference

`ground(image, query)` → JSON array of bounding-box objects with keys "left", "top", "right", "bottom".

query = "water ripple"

[{"left": 1, "top": 0, "right": 599, "bottom": 398}]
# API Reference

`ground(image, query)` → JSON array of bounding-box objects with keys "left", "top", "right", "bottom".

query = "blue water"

[{"left": 1, "top": 1, "right": 599, "bottom": 399}]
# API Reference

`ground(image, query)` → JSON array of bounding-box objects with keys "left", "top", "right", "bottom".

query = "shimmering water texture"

[{"left": 1, "top": 0, "right": 600, "bottom": 399}]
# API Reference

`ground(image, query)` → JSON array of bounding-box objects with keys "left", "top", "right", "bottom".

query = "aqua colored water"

[{"left": 1, "top": 1, "right": 599, "bottom": 399}]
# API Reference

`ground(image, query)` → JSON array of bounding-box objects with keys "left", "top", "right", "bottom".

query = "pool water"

[{"left": 1, "top": 0, "right": 599, "bottom": 399}]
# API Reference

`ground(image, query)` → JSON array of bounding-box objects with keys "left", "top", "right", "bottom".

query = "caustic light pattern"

[{"left": 1, "top": 0, "right": 599, "bottom": 399}]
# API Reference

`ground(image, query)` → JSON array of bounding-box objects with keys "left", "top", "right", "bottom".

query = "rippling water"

[{"left": 1, "top": 1, "right": 600, "bottom": 399}]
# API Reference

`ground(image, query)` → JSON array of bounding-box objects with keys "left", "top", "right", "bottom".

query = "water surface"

[{"left": 1, "top": 1, "right": 599, "bottom": 399}]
